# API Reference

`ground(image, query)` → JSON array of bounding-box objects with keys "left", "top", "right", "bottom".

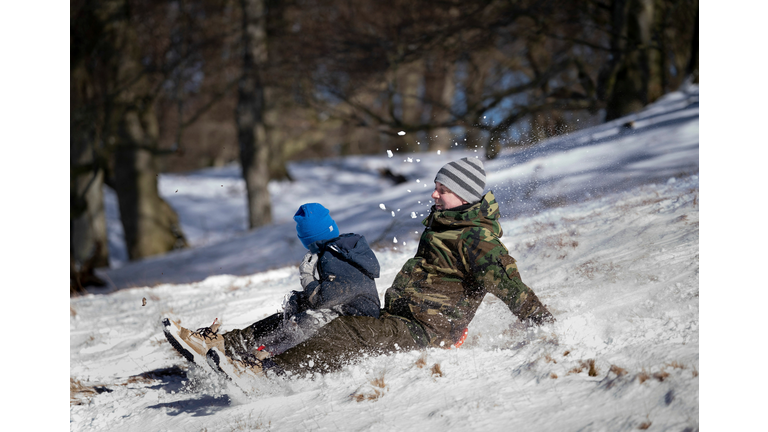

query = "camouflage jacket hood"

[
  {"left": 423, "top": 191, "right": 503, "bottom": 237},
  {"left": 384, "top": 191, "right": 552, "bottom": 347}
]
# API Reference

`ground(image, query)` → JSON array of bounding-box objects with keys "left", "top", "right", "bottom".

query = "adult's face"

[{"left": 431, "top": 182, "right": 467, "bottom": 211}]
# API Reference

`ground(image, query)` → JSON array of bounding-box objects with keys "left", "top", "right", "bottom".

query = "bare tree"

[
  {"left": 103, "top": 0, "right": 188, "bottom": 259},
  {"left": 276, "top": 0, "right": 697, "bottom": 159},
  {"left": 70, "top": 0, "right": 189, "bottom": 267}
]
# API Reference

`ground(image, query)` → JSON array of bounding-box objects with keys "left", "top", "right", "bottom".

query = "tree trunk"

[
  {"left": 462, "top": 54, "right": 493, "bottom": 157},
  {"left": 111, "top": 79, "right": 188, "bottom": 261},
  {"left": 686, "top": 8, "right": 699, "bottom": 81},
  {"left": 397, "top": 60, "right": 424, "bottom": 151},
  {"left": 71, "top": 1, "right": 109, "bottom": 269},
  {"left": 71, "top": 69, "right": 109, "bottom": 268},
  {"left": 605, "top": 0, "right": 655, "bottom": 120},
  {"left": 70, "top": 161, "right": 109, "bottom": 268},
  {"left": 238, "top": 0, "right": 272, "bottom": 229},
  {"left": 424, "top": 53, "right": 455, "bottom": 152},
  {"left": 105, "top": 0, "right": 187, "bottom": 260},
  {"left": 113, "top": 134, "right": 187, "bottom": 260}
]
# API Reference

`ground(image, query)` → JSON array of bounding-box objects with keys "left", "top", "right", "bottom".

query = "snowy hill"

[
  {"left": 98, "top": 86, "right": 699, "bottom": 290},
  {"left": 71, "top": 85, "right": 700, "bottom": 431}
]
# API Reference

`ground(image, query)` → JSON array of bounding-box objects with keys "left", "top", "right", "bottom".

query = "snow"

[{"left": 67, "top": 84, "right": 713, "bottom": 430}]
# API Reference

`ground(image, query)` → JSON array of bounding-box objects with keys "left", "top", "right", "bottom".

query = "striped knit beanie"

[
  {"left": 434, "top": 157, "right": 486, "bottom": 203},
  {"left": 294, "top": 203, "right": 339, "bottom": 250}
]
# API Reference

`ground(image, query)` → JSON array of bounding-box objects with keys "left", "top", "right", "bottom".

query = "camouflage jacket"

[{"left": 384, "top": 191, "right": 553, "bottom": 348}]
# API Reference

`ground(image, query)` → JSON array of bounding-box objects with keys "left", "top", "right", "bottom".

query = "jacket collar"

[{"left": 423, "top": 191, "right": 501, "bottom": 235}]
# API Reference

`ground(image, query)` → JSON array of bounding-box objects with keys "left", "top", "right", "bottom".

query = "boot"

[
  {"left": 206, "top": 347, "right": 263, "bottom": 392},
  {"left": 162, "top": 318, "right": 225, "bottom": 367}
]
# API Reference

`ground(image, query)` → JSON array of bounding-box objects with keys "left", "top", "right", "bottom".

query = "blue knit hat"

[{"left": 294, "top": 203, "right": 339, "bottom": 250}]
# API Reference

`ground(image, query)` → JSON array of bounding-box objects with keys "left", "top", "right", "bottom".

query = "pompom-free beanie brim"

[
  {"left": 294, "top": 203, "right": 339, "bottom": 250},
  {"left": 434, "top": 157, "right": 486, "bottom": 203}
]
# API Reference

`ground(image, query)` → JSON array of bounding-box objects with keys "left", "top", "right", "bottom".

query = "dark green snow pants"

[{"left": 270, "top": 314, "right": 428, "bottom": 375}]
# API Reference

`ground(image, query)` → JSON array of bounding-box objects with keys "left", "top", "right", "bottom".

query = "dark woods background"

[{"left": 70, "top": 0, "right": 698, "bottom": 293}]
